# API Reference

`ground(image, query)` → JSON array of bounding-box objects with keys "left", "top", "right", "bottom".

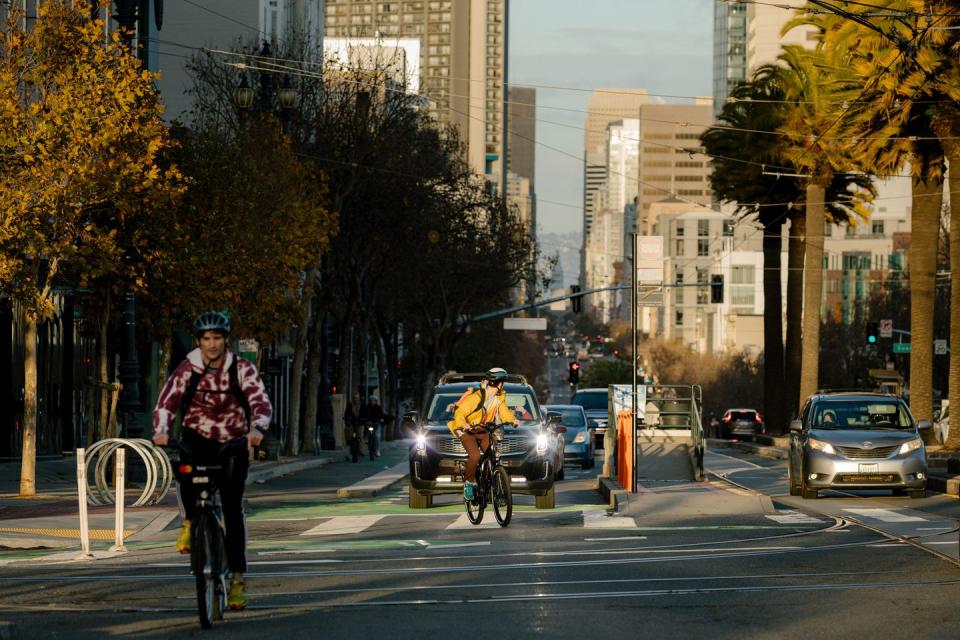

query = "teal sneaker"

[{"left": 463, "top": 482, "right": 476, "bottom": 501}]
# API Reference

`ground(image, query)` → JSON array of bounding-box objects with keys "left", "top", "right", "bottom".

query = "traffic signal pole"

[{"left": 632, "top": 233, "right": 639, "bottom": 494}]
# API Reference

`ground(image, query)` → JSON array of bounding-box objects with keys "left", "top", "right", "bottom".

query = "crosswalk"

[{"left": 287, "top": 509, "right": 641, "bottom": 537}]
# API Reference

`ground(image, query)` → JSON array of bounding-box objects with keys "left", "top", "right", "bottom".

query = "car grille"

[
  {"left": 437, "top": 435, "right": 529, "bottom": 455},
  {"left": 835, "top": 473, "right": 898, "bottom": 484},
  {"left": 836, "top": 445, "right": 898, "bottom": 459}
]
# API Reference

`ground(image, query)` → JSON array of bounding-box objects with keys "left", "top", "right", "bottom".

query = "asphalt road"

[{"left": 2, "top": 442, "right": 960, "bottom": 639}]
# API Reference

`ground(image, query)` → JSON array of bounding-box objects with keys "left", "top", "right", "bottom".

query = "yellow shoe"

[
  {"left": 175, "top": 519, "right": 191, "bottom": 554},
  {"left": 227, "top": 579, "right": 248, "bottom": 610}
]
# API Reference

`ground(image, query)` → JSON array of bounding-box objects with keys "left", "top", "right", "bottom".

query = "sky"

[{"left": 510, "top": 0, "right": 715, "bottom": 240}]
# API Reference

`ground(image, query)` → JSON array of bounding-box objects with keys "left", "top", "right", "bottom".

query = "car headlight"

[
  {"left": 415, "top": 434, "right": 427, "bottom": 453},
  {"left": 573, "top": 431, "right": 587, "bottom": 444},
  {"left": 536, "top": 433, "right": 549, "bottom": 453},
  {"left": 899, "top": 438, "right": 923, "bottom": 455},
  {"left": 808, "top": 438, "right": 836, "bottom": 455}
]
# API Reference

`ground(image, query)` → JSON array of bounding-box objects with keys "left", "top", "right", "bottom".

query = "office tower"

[{"left": 713, "top": 1, "right": 747, "bottom": 117}]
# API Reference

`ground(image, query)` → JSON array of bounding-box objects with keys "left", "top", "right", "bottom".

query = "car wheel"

[
  {"left": 788, "top": 464, "right": 801, "bottom": 497},
  {"left": 408, "top": 481, "right": 432, "bottom": 509},
  {"left": 909, "top": 489, "right": 926, "bottom": 499},
  {"left": 535, "top": 486, "right": 556, "bottom": 509}
]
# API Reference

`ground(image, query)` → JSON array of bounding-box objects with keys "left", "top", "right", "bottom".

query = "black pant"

[{"left": 178, "top": 429, "right": 249, "bottom": 573}]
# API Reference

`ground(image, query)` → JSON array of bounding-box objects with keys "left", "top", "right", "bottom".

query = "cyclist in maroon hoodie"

[{"left": 152, "top": 311, "right": 272, "bottom": 610}]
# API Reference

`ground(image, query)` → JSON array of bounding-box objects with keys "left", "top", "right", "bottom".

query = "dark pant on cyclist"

[
  {"left": 459, "top": 431, "right": 490, "bottom": 482},
  {"left": 179, "top": 428, "right": 250, "bottom": 573}
]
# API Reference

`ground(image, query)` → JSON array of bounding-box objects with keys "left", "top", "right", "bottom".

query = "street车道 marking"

[
  {"left": 766, "top": 511, "right": 824, "bottom": 525},
  {"left": 301, "top": 515, "right": 387, "bottom": 536},
  {"left": 581, "top": 510, "right": 638, "bottom": 529},
  {"left": 842, "top": 508, "right": 926, "bottom": 523}
]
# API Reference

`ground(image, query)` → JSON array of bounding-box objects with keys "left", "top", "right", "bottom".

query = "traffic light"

[
  {"left": 570, "top": 285, "right": 582, "bottom": 313},
  {"left": 568, "top": 361, "right": 580, "bottom": 384},
  {"left": 710, "top": 274, "right": 724, "bottom": 304},
  {"left": 866, "top": 321, "right": 879, "bottom": 345}
]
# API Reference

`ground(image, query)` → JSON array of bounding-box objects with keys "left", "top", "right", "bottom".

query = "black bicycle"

[
  {"left": 464, "top": 423, "right": 513, "bottom": 527},
  {"left": 166, "top": 437, "right": 246, "bottom": 629}
]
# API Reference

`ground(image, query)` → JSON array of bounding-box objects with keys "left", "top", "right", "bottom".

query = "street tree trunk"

[
  {"left": 286, "top": 261, "right": 319, "bottom": 456},
  {"left": 98, "top": 290, "right": 111, "bottom": 437},
  {"left": 785, "top": 212, "right": 805, "bottom": 421},
  {"left": 908, "top": 173, "right": 944, "bottom": 424},
  {"left": 302, "top": 305, "right": 324, "bottom": 453},
  {"left": 157, "top": 333, "right": 173, "bottom": 405},
  {"left": 799, "top": 182, "right": 827, "bottom": 405},
  {"left": 19, "top": 314, "right": 38, "bottom": 497},
  {"left": 762, "top": 216, "right": 785, "bottom": 433}
]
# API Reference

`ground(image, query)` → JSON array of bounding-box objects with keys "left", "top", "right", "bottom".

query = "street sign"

[
  {"left": 934, "top": 339, "right": 948, "bottom": 355},
  {"left": 637, "top": 285, "right": 663, "bottom": 308},
  {"left": 635, "top": 236, "right": 664, "bottom": 283},
  {"left": 879, "top": 319, "right": 893, "bottom": 338},
  {"left": 503, "top": 317, "right": 547, "bottom": 331},
  {"left": 893, "top": 342, "right": 911, "bottom": 354}
]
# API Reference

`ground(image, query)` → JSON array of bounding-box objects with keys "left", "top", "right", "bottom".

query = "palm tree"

[
  {"left": 815, "top": 2, "right": 959, "bottom": 425},
  {"left": 703, "top": 58, "right": 873, "bottom": 430}
]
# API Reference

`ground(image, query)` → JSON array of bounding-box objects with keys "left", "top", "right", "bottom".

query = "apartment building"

[{"left": 325, "top": 0, "right": 505, "bottom": 178}]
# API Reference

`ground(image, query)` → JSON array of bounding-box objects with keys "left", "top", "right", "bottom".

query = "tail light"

[
  {"left": 722, "top": 415, "right": 732, "bottom": 424},
  {"left": 755, "top": 413, "right": 763, "bottom": 424},
  {"left": 178, "top": 464, "right": 193, "bottom": 474}
]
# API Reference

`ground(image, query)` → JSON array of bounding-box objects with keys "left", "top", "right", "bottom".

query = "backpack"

[{"left": 179, "top": 355, "right": 252, "bottom": 428}]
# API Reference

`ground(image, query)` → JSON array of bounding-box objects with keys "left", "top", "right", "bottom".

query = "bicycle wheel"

[
  {"left": 465, "top": 484, "right": 485, "bottom": 524},
  {"left": 192, "top": 513, "right": 221, "bottom": 628},
  {"left": 492, "top": 466, "right": 513, "bottom": 527}
]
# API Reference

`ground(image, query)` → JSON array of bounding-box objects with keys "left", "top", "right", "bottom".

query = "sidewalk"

[{"left": 0, "top": 440, "right": 409, "bottom": 555}]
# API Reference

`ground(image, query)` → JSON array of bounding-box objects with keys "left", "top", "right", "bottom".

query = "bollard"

[
  {"left": 76, "top": 448, "right": 92, "bottom": 559},
  {"left": 109, "top": 447, "right": 127, "bottom": 553}
]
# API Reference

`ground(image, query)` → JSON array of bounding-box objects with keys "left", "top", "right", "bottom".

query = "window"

[
  {"left": 697, "top": 239, "right": 709, "bottom": 256},
  {"left": 675, "top": 272, "right": 684, "bottom": 304},
  {"left": 845, "top": 224, "right": 856, "bottom": 237},
  {"left": 676, "top": 175, "right": 704, "bottom": 182},
  {"left": 872, "top": 220, "right": 885, "bottom": 235},
  {"left": 676, "top": 133, "right": 701, "bottom": 140},
  {"left": 697, "top": 219, "right": 709, "bottom": 237},
  {"left": 675, "top": 239, "right": 685, "bottom": 256},
  {"left": 675, "top": 310, "right": 684, "bottom": 326},
  {"left": 723, "top": 220, "right": 733, "bottom": 237},
  {"left": 676, "top": 222, "right": 684, "bottom": 237},
  {"left": 675, "top": 161, "right": 704, "bottom": 168}
]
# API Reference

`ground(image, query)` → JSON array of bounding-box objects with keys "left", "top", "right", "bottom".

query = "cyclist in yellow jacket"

[{"left": 449, "top": 368, "right": 519, "bottom": 501}]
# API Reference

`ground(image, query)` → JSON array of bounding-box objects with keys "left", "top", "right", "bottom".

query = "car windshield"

[
  {"left": 572, "top": 391, "right": 607, "bottom": 411},
  {"left": 546, "top": 408, "right": 587, "bottom": 428},
  {"left": 426, "top": 390, "right": 540, "bottom": 425},
  {"left": 812, "top": 400, "right": 913, "bottom": 430},
  {"left": 729, "top": 411, "right": 757, "bottom": 421}
]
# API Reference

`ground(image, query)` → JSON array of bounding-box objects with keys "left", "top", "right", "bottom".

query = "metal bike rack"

[{"left": 82, "top": 438, "right": 173, "bottom": 507}]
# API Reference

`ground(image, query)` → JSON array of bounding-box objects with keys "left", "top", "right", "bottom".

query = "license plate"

[
  {"left": 858, "top": 464, "right": 879, "bottom": 474},
  {"left": 192, "top": 476, "right": 210, "bottom": 484}
]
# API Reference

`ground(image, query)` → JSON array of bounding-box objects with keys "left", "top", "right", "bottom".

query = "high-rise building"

[
  {"left": 636, "top": 100, "right": 714, "bottom": 231},
  {"left": 582, "top": 89, "right": 652, "bottom": 239},
  {"left": 713, "top": 1, "right": 747, "bottom": 117},
  {"left": 507, "top": 86, "right": 536, "bottom": 186},
  {"left": 746, "top": 0, "right": 817, "bottom": 75},
  {"left": 325, "top": 0, "right": 505, "bottom": 178}
]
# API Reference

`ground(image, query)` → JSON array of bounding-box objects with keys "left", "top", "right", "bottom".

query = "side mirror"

[
  {"left": 789, "top": 419, "right": 803, "bottom": 433},
  {"left": 547, "top": 412, "right": 562, "bottom": 425},
  {"left": 917, "top": 419, "right": 933, "bottom": 431}
]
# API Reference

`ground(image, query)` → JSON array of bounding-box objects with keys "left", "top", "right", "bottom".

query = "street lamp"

[{"left": 233, "top": 42, "right": 296, "bottom": 134}]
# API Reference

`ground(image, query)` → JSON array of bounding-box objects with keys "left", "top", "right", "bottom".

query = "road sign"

[
  {"left": 893, "top": 342, "right": 911, "bottom": 354},
  {"left": 635, "top": 236, "right": 664, "bottom": 283},
  {"left": 879, "top": 319, "right": 893, "bottom": 338},
  {"left": 637, "top": 285, "right": 663, "bottom": 308},
  {"left": 504, "top": 317, "right": 547, "bottom": 331},
  {"left": 934, "top": 339, "right": 948, "bottom": 355}
]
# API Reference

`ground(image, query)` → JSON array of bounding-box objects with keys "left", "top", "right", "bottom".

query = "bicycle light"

[
  {"left": 415, "top": 433, "right": 427, "bottom": 453},
  {"left": 178, "top": 464, "right": 193, "bottom": 474},
  {"left": 536, "top": 433, "right": 549, "bottom": 453}
]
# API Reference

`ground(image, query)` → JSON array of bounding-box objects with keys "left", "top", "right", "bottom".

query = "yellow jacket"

[{"left": 447, "top": 386, "right": 518, "bottom": 436}]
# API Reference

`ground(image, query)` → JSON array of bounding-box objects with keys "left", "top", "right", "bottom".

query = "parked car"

[
  {"left": 570, "top": 388, "right": 609, "bottom": 449},
  {"left": 407, "top": 372, "right": 564, "bottom": 509},
  {"left": 788, "top": 392, "right": 930, "bottom": 499},
  {"left": 719, "top": 408, "right": 764, "bottom": 440},
  {"left": 544, "top": 404, "right": 595, "bottom": 469}
]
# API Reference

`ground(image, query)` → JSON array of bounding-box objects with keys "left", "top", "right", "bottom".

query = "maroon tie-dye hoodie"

[{"left": 153, "top": 348, "right": 273, "bottom": 442}]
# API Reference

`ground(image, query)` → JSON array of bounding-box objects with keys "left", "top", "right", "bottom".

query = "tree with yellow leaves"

[{"left": 0, "top": 1, "right": 183, "bottom": 495}]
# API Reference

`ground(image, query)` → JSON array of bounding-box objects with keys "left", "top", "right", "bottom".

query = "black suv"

[{"left": 407, "top": 372, "right": 563, "bottom": 509}]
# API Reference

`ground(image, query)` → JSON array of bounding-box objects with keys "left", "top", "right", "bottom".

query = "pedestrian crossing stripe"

[
  {"left": 766, "top": 511, "right": 824, "bottom": 525},
  {"left": 842, "top": 508, "right": 926, "bottom": 523},
  {"left": 0, "top": 527, "right": 134, "bottom": 540}
]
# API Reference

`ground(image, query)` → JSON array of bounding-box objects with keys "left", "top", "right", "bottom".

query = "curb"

[
  {"left": 246, "top": 454, "right": 346, "bottom": 485},
  {"left": 336, "top": 461, "right": 408, "bottom": 498},
  {"left": 596, "top": 475, "right": 627, "bottom": 510},
  {"left": 926, "top": 472, "right": 960, "bottom": 497}
]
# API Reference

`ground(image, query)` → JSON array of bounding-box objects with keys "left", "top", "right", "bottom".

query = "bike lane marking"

[{"left": 301, "top": 515, "right": 388, "bottom": 536}]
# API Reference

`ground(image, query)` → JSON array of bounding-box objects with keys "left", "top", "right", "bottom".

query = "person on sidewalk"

[
  {"left": 359, "top": 394, "right": 384, "bottom": 457},
  {"left": 448, "top": 368, "right": 519, "bottom": 502},
  {"left": 152, "top": 311, "right": 272, "bottom": 611}
]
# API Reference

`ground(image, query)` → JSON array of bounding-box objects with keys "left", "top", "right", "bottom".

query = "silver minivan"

[{"left": 788, "top": 392, "right": 929, "bottom": 499}]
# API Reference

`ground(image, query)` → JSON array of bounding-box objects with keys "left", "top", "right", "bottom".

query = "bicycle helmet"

[
  {"left": 193, "top": 311, "right": 231, "bottom": 338},
  {"left": 485, "top": 367, "right": 509, "bottom": 384}
]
